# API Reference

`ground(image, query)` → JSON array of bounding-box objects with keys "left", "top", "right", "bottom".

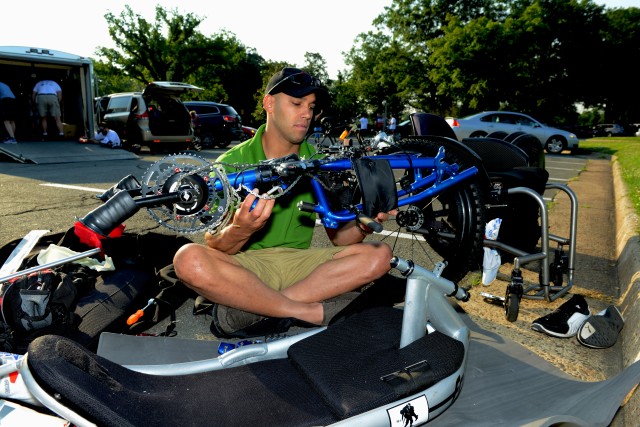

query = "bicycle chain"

[{"left": 140, "top": 154, "right": 305, "bottom": 234}]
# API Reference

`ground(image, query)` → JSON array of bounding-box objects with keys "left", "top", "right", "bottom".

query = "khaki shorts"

[
  {"left": 233, "top": 247, "right": 346, "bottom": 291},
  {"left": 36, "top": 94, "right": 61, "bottom": 117}
]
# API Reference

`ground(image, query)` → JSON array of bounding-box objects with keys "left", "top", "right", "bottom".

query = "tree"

[
  {"left": 95, "top": 5, "right": 264, "bottom": 125},
  {"left": 302, "top": 53, "right": 329, "bottom": 85},
  {"left": 98, "top": 6, "right": 227, "bottom": 83},
  {"left": 591, "top": 7, "right": 640, "bottom": 123}
]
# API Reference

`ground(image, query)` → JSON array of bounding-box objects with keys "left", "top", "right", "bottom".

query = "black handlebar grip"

[
  {"left": 358, "top": 214, "right": 383, "bottom": 233},
  {"left": 79, "top": 190, "right": 140, "bottom": 236},
  {"left": 297, "top": 201, "right": 316, "bottom": 213}
]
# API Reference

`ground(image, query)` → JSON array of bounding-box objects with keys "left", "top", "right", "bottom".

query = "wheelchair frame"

[{"left": 484, "top": 183, "right": 578, "bottom": 322}]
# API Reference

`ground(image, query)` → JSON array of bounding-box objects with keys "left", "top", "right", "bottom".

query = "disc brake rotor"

[{"left": 140, "top": 153, "right": 236, "bottom": 234}]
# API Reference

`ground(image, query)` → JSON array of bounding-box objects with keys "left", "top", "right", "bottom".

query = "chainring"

[{"left": 140, "top": 153, "right": 236, "bottom": 234}]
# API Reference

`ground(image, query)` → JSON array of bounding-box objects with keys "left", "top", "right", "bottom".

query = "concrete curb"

[{"left": 612, "top": 155, "right": 640, "bottom": 422}]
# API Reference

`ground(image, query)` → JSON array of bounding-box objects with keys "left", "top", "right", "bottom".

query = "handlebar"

[
  {"left": 81, "top": 146, "right": 479, "bottom": 237},
  {"left": 390, "top": 256, "right": 470, "bottom": 302}
]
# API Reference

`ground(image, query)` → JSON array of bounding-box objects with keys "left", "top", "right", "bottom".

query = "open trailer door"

[{"left": 0, "top": 46, "right": 96, "bottom": 141}]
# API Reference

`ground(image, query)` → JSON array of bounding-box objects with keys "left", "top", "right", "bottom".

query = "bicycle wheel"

[{"left": 380, "top": 136, "right": 489, "bottom": 282}]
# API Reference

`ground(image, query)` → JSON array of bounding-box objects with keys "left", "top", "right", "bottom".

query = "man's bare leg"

[{"left": 173, "top": 241, "right": 392, "bottom": 325}]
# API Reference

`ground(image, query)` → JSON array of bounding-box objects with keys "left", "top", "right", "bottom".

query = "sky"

[{"left": 1, "top": 0, "right": 637, "bottom": 79}]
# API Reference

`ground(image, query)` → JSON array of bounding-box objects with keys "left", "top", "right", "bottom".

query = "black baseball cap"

[{"left": 266, "top": 67, "right": 327, "bottom": 103}]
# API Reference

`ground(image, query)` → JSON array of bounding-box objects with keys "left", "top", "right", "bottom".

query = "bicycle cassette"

[{"left": 140, "top": 153, "right": 237, "bottom": 234}]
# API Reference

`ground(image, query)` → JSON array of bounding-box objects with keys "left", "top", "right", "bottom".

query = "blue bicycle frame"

[{"left": 218, "top": 147, "right": 479, "bottom": 230}]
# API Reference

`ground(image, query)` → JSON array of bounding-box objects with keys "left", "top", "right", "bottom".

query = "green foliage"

[
  {"left": 91, "top": 1, "right": 640, "bottom": 130},
  {"left": 581, "top": 137, "right": 640, "bottom": 231}
]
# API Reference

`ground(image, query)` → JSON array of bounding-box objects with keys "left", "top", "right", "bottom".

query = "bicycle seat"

[{"left": 26, "top": 307, "right": 465, "bottom": 426}]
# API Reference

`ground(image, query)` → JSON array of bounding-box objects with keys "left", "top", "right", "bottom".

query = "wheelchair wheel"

[
  {"left": 380, "top": 137, "right": 489, "bottom": 282},
  {"left": 505, "top": 290, "right": 520, "bottom": 322}
]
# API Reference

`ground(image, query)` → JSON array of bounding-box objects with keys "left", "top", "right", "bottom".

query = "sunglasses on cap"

[{"left": 267, "top": 72, "right": 322, "bottom": 96}]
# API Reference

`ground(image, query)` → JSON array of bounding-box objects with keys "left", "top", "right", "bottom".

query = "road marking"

[
  {"left": 548, "top": 177, "right": 568, "bottom": 182},
  {"left": 546, "top": 166, "right": 582, "bottom": 172},
  {"left": 40, "top": 183, "right": 106, "bottom": 193}
]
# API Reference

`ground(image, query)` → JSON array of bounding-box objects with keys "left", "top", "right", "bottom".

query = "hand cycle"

[
  {"left": 81, "top": 133, "right": 489, "bottom": 281},
  {"left": 0, "top": 133, "right": 488, "bottom": 426}
]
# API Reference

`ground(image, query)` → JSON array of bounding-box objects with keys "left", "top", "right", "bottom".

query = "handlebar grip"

[
  {"left": 358, "top": 214, "right": 383, "bottom": 233},
  {"left": 298, "top": 201, "right": 316, "bottom": 213}
]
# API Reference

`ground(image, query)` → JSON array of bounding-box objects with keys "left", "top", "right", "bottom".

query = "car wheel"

[
  {"left": 469, "top": 131, "right": 488, "bottom": 138},
  {"left": 201, "top": 134, "right": 215, "bottom": 149},
  {"left": 544, "top": 136, "right": 566, "bottom": 154}
]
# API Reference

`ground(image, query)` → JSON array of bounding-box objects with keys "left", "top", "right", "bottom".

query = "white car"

[{"left": 445, "top": 111, "right": 579, "bottom": 154}]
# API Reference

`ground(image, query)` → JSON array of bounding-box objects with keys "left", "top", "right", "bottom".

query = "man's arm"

[
  {"left": 326, "top": 211, "right": 394, "bottom": 246},
  {"left": 325, "top": 221, "right": 367, "bottom": 246}
]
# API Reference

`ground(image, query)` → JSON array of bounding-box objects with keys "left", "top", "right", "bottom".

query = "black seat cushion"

[
  {"left": 288, "top": 307, "right": 465, "bottom": 418},
  {"left": 27, "top": 335, "right": 337, "bottom": 427}
]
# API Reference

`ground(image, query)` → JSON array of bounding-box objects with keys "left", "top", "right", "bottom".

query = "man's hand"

[
  {"left": 231, "top": 190, "right": 276, "bottom": 233},
  {"left": 204, "top": 190, "right": 275, "bottom": 254}
]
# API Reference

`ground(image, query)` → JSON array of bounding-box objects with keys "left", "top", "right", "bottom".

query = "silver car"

[
  {"left": 103, "top": 81, "right": 203, "bottom": 152},
  {"left": 445, "top": 111, "right": 579, "bottom": 154}
]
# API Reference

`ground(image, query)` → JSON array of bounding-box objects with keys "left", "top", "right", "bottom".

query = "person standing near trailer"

[
  {"left": 32, "top": 79, "right": 64, "bottom": 139},
  {"left": 0, "top": 81, "right": 17, "bottom": 143}
]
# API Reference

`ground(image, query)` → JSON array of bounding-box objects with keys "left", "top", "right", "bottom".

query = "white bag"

[{"left": 482, "top": 219, "right": 502, "bottom": 285}]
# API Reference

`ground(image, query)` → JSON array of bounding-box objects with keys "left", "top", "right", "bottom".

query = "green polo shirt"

[{"left": 217, "top": 124, "right": 317, "bottom": 250}]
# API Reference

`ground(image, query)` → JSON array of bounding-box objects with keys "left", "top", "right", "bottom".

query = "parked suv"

[
  {"left": 103, "top": 81, "right": 203, "bottom": 152},
  {"left": 183, "top": 101, "right": 243, "bottom": 148},
  {"left": 592, "top": 123, "right": 625, "bottom": 137}
]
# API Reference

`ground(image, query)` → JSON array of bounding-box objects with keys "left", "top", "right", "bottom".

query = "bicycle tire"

[{"left": 380, "top": 136, "right": 489, "bottom": 282}]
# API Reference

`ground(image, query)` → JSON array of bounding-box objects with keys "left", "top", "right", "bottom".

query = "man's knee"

[
  {"left": 372, "top": 242, "right": 394, "bottom": 272},
  {"left": 173, "top": 243, "right": 208, "bottom": 280},
  {"left": 356, "top": 242, "right": 393, "bottom": 278}
]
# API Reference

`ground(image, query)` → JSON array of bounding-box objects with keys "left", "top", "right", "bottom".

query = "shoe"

[
  {"left": 210, "top": 304, "right": 266, "bottom": 339},
  {"left": 531, "top": 294, "right": 590, "bottom": 338},
  {"left": 577, "top": 305, "right": 624, "bottom": 349},
  {"left": 322, "top": 292, "right": 360, "bottom": 325},
  {"left": 193, "top": 296, "right": 213, "bottom": 316},
  {"left": 2, "top": 138, "right": 17, "bottom": 144}
]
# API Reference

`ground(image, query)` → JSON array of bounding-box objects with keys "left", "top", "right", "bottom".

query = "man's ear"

[{"left": 263, "top": 94, "right": 273, "bottom": 112}]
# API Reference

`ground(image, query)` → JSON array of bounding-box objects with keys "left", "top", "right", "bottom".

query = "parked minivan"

[{"left": 103, "top": 81, "right": 203, "bottom": 152}]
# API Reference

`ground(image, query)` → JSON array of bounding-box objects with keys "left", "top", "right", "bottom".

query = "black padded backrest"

[
  {"left": 460, "top": 137, "right": 529, "bottom": 172},
  {"left": 410, "top": 113, "right": 458, "bottom": 140},
  {"left": 510, "top": 133, "right": 545, "bottom": 169},
  {"left": 504, "top": 131, "right": 527, "bottom": 143},
  {"left": 487, "top": 131, "right": 509, "bottom": 140}
]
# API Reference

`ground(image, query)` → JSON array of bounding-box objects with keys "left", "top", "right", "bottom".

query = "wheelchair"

[{"left": 409, "top": 113, "right": 578, "bottom": 321}]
